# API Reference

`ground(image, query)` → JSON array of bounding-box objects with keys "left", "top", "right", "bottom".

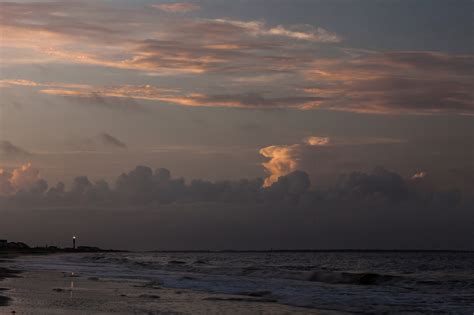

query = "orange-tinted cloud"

[
  {"left": 0, "top": 1, "right": 338, "bottom": 76},
  {"left": 260, "top": 144, "right": 300, "bottom": 187},
  {"left": 303, "top": 52, "right": 474, "bottom": 114},
  {"left": 260, "top": 136, "right": 330, "bottom": 186},
  {"left": 2, "top": 80, "right": 323, "bottom": 109},
  {"left": 0, "top": 163, "right": 42, "bottom": 196},
  {"left": 305, "top": 136, "right": 330, "bottom": 146},
  {"left": 411, "top": 171, "right": 427, "bottom": 180},
  {"left": 1, "top": 2, "right": 472, "bottom": 115}
]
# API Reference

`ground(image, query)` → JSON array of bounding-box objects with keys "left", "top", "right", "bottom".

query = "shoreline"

[
  {"left": 0, "top": 257, "right": 21, "bottom": 307},
  {"left": 0, "top": 248, "right": 124, "bottom": 307},
  {"left": 0, "top": 253, "right": 341, "bottom": 314}
]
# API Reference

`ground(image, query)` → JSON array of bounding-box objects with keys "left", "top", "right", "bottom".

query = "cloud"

[
  {"left": 195, "top": 93, "right": 324, "bottom": 109},
  {"left": 259, "top": 136, "right": 411, "bottom": 187},
  {"left": 262, "top": 170, "right": 311, "bottom": 204},
  {"left": 99, "top": 133, "right": 127, "bottom": 149},
  {"left": 336, "top": 167, "right": 410, "bottom": 202},
  {"left": 1, "top": 166, "right": 473, "bottom": 251},
  {"left": 303, "top": 52, "right": 474, "bottom": 114},
  {"left": 1, "top": 164, "right": 473, "bottom": 251},
  {"left": 0, "top": 79, "right": 40, "bottom": 88},
  {"left": 0, "top": 1, "right": 339, "bottom": 77},
  {"left": 0, "top": 163, "right": 44, "bottom": 196},
  {"left": 260, "top": 136, "right": 330, "bottom": 186},
  {"left": 0, "top": 140, "right": 32, "bottom": 159},
  {"left": 0, "top": 2, "right": 472, "bottom": 115},
  {"left": 260, "top": 144, "right": 300, "bottom": 187},
  {"left": 267, "top": 24, "right": 341, "bottom": 43},
  {"left": 411, "top": 171, "right": 427, "bottom": 180},
  {"left": 211, "top": 19, "right": 341, "bottom": 43},
  {"left": 9, "top": 81, "right": 323, "bottom": 109},
  {"left": 4, "top": 52, "right": 472, "bottom": 114},
  {"left": 66, "top": 133, "right": 128, "bottom": 151},
  {"left": 1, "top": 164, "right": 472, "bottom": 224},
  {"left": 10, "top": 163, "right": 40, "bottom": 190},
  {"left": 305, "top": 136, "right": 330, "bottom": 146},
  {"left": 0, "top": 79, "right": 90, "bottom": 89},
  {"left": 152, "top": 3, "right": 200, "bottom": 13}
]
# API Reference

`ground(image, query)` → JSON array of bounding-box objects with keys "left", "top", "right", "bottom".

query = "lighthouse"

[{"left": 72, "top": 236, "right": 76, "bottom": 250}]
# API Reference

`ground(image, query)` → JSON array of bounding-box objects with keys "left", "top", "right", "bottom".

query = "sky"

[{"left": 0, "top": 0, "right": 473, "bottom": 250}]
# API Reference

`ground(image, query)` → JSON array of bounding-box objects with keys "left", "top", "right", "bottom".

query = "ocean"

[{"left": 14, "top": 251, "right": 474, "bottom": 313}]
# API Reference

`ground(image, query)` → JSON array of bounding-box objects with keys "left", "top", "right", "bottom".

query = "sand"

[
  {"left": 0, "top": 268, "right": 343, "bottom": 314},
  {"left": 0, "top": 262, "right": 21, "bottom": 307}
]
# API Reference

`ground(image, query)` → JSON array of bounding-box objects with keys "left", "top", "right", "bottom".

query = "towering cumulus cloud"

[
  {"left": 260, "top": 136, "right": 330, "bottom": 186},
  {"left": 260, "top": 144, "right": 300, "bottom": 187}
]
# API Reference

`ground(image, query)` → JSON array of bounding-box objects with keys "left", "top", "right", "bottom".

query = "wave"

[
  {"left": 81, "top": 253, "right": 407, "bottom": 287},
  {"left": 307, "top": 270, "right": 401, "bottom": 285}
]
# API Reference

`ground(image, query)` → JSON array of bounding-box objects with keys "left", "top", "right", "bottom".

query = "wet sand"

[
  {"left": 0, "top": 268, "right": 342, "bottom": 314},
  {"left": 0, "top": 261, "right": 21, "bottom": 307}
]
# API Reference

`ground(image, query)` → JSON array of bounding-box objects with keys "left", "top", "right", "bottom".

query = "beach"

[
  {"left": 1, "top": 270, "right": 328, "bottom": 314},
  {"left": 0, "top": 254, "right": 342, "bottom": 314}
]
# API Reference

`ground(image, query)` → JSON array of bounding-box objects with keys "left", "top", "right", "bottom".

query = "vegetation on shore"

[{"left": 0, "top": 240, "right": 124, "bottom": 254}]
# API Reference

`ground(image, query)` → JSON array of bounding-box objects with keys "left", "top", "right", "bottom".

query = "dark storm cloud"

[{"left": 1, "top": 163, "right": 472, "bottom": 207}]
